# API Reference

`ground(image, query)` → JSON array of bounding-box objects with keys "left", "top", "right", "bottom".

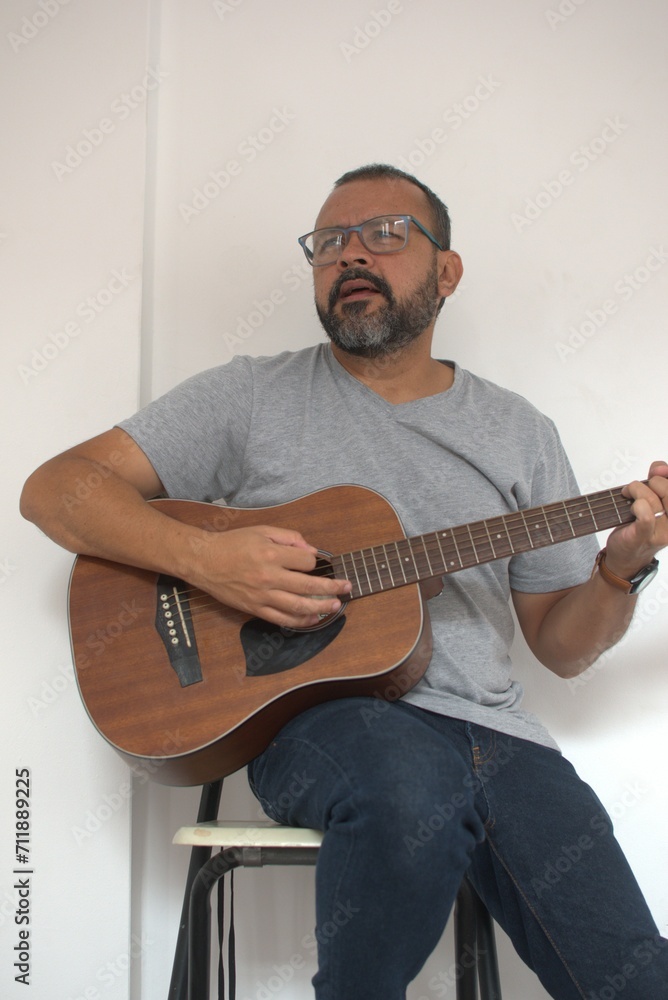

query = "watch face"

[{"left": 630, "top": 559, "right": 659, "bottom": 594}]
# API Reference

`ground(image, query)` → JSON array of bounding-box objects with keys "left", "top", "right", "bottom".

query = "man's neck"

[{"left": 329, "top": 337, "right": 454, "bottom": 404}]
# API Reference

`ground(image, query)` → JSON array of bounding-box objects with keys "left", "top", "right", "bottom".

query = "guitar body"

[{"left": 68, "top": 485, "right": 432, "bottom": 786}]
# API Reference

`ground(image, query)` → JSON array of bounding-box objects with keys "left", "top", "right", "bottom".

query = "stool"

[{"left": 169, "top": 785, "right": 502, "bottom": 999}]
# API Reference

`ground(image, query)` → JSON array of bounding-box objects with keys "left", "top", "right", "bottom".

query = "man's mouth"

[{"left": 337, "top": 279, "right": 383, "bottom": 303}]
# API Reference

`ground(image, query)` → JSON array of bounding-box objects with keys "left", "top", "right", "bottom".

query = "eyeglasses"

[{"left": 298, "top": 214, "right": 444, "bottom": 267}]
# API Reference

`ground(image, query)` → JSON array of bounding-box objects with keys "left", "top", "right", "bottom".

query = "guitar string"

[{"left": 157, "top": 492, "right": 632, "bottom": 613}]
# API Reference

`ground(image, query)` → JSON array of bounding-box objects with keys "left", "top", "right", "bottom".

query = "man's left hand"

[{"left": 605, "top": 460, "right": 668, "bottom": 580}]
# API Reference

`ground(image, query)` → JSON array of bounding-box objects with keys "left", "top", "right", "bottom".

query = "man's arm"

[
  {"left": 512, "top": 463, "right": 668, "bottom": 678},
  {"left": 20, "top": 427, "right": 351, "bottom": 629}
]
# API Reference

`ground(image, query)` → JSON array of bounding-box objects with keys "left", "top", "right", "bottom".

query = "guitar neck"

[{"left": 332, "top": 485, "right": 636, "bottom": 599}]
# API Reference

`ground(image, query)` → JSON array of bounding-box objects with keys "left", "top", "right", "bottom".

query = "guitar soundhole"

[{"left": 240, "top": 616, "right": 346, "bottom": 678}]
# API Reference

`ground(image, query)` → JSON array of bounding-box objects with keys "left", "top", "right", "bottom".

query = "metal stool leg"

[
  {"left": 168, "top": 781, "right": 224, "bottom": 1000},
  {"left": 473, "top": 885, "right": 502, "bottom": 1000},
  {"left": 455, "top": 878, "right": 503, "bottom": 999},
  {"left": 455, "top": 879, "right": 480, "bottom": 1000},
  {"left": 188, "top": 848, "right": 243, "bottom": 1000},
  {"left": 187, "top": 846, "right": 319, "bottom": 1000}
]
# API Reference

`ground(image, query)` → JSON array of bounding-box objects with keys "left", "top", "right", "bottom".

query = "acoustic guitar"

[{"left": 68, "top": 482, "right": 635, "bottom": 785}]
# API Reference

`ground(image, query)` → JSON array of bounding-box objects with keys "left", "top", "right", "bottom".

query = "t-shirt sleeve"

[
  {"left": 507, "top": 419, "right": 599, "bottom": 593},
  {"left": 116, "top": 357, "right": 253, "bottom": 502}
]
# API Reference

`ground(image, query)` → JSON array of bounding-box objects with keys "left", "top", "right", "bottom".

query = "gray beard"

[{"left": 316, "top": 262, "right": 439, "bottom": 359}]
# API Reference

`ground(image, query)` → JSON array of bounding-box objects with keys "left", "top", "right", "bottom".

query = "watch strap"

[
  {"left": 593, "top": 548, "right": 659, "bottom": 594},
  {"left": 594, "top": 549, "right": 634, "bottom": 593}
]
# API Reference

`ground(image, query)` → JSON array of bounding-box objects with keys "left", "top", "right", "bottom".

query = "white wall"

[
  {"left": 5, "top": 2, "right": 667, "bottom": 999},
  {"left": 138, "top": 3, "right": 668, "bottom": 999},
  {"left": 1, "top": 2, "right": 150, "bottom": 998}
]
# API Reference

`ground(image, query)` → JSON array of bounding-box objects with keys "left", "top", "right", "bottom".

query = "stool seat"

[{"left": 173, "top": 820, "right": 324, "bottom": 850}]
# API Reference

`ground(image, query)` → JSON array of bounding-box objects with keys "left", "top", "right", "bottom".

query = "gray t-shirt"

[{"left": 118, "top": 344, "right": 599, "bottom": 750}]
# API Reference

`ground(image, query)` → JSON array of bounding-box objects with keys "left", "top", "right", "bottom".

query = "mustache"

[{"left": 327, "top": 268, "right": 394, "bottom": 311}]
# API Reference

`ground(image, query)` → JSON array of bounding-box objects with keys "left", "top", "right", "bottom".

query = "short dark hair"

[{"left": 333, "top": 163, "right": 451, "bottom": 250}]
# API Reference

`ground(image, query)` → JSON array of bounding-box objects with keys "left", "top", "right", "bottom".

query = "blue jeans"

[{"left": 248, "top": 697, "right": 668, "bottom": 1000}]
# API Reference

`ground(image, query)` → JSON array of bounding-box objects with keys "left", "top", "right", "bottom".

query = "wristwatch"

[{"left": 594, "top": 548, "right": 659, "bottom": 595}]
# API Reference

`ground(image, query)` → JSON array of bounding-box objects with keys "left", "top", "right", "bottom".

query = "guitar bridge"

[{"left": 155, "top": 574, "right": 203, "bottom": 687}]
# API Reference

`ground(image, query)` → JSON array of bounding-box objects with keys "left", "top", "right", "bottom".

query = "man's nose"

[{"left": 336, "top": 231, "right": 373, "bottom": 269}]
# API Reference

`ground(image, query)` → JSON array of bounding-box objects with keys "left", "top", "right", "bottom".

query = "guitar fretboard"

[{"left": 331, "top": 486, "right": 634, "bottom": 600}]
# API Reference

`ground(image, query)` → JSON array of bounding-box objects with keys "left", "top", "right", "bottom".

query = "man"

[{"left": 21, "top": 164, "right": 668, "bottom": 999}]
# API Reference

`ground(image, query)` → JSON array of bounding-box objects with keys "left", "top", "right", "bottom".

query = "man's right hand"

[{"left": 184, "top": 523, "right": 351, "bottom": 630}]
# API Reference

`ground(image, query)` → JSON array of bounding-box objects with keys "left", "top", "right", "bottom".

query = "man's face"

[{"left": 311, "top": 178, "right": 445, "bottom": 359}]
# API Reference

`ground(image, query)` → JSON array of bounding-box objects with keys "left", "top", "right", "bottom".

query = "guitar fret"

[
  {"left": 483, "top": 521, "right": 498, "bottom": 559},
  {"left": 419, "top": 536, "right": 434, "bottom": 576},
  {"left": 583, "top": 494, "right": 598, "bottom": 530},
  {"left": 434, "top": 531, "right": 448, "bottom": 569},
  {"left": 466, "top": 524, "right": 480, "bottom": 563},
  {"left": 341, "top": 551, "right": 362, "bottom": 598},
  {"left": 610, "top": 490, "right": 625, "bottom": 524},
  {"left": 561, "top": 501, "right": 576, "bottom": 537},
  {"left": 397, "top": 539, "right": 420, "bottom": 582},
  {"left": 502, "top": 516, "right": 515, "bottom": 553},
  {"left": 358, "top": 550, "right": 373, "bottom": 595},
  {"left": 541, "top": 507, "right": 555, "bottom": 543},
  {"left": 436, "top": 531, "right": 459, "bottom": 571},
  {"left": 518, "top": 511, "right": 534, "bottom": 548},
  {"left": 384, "top": 542, "right": 404, "bottom": 586},
  {"left": 370, "top": 547, "right": 385, "bottom": 590},
  {"left": 450, "top": 530, "right": 464, "bottom": 568}
]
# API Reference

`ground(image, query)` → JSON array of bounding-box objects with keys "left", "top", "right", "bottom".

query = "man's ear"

[{"left": 437, "top": 250, "right": 464, "bottom": 301}]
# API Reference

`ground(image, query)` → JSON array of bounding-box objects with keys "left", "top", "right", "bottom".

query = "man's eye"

[
  {"left": 369, "top": 227, "right": 402, "bottom": 242},
  {"left": 315, "top": 232, "right": 342, "bottom": 252}
]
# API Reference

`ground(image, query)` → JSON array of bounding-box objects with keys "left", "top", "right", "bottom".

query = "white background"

[{"left": 2, "top": 1, "right": 667, "bottom": 998}]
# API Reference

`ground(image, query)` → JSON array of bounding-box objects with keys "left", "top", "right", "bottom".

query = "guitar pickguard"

[{"left": 240, "top": 616, "right": 347, "bottom": 677}]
